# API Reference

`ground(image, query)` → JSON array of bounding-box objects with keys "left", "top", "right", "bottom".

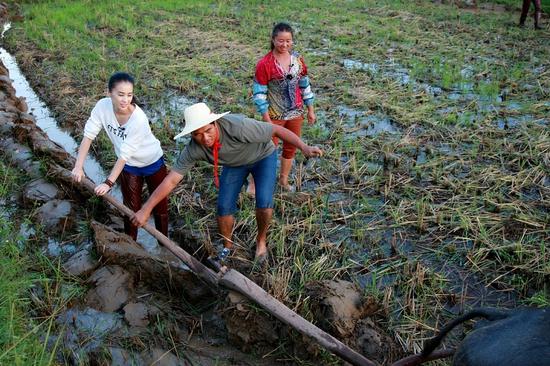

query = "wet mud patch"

[
  {"left": 144, "top": 89, "right": 196, "bottom": 131},
  {"left": 56, "top": 307, "right": 124, "bottom": 364},
  {"left": 221, "top": 280, "right": 404, "bottom": 364},
  {"left": 340, "top": 55, "right": 546, "bottom": 131},
  {"left": 92, "top": 221, "right": 213, "bottom": 302},
  {"left": 336, "top": 105, "right": 401, "bottom": 138},
  {"left": 359, "top": 233, "right": 520, "bottom": 313},
  {"left": 305, "top": 279, "right": 404, "bottom": 364}
]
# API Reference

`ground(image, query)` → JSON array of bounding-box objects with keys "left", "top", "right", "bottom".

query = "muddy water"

[
  {"left": 309, "top": 73, "right": 524, "bottom": 312},
  {"left": 341, "top": 56, "right": 547, "bottom": 129},
  {"left": 291, "top": 53, "right": 534, "bottom": 317},
  {"left": 145, "top": 89, "right": 195, "bottom": 130},
  {"left": 0, "top": 24, "right": 162, "bottom": 251},
  {"left": 313, "top": 106, "right": 402, "bottom": 141},
  {"left": 316, "top": 55, "right": 544, "bottom": 143}
]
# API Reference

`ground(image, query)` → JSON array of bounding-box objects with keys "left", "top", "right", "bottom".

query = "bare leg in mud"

[
  {"left": 255, "top": 208, "right": 272, "bottom": 259},
  {"left": 246, "top": 176, "right": 256, "bottom": 196},
  {"left": 217, "top": 215, "right": 234, "bottom": 249},
  {"left": 217, "top": 209, "right": 271, "bottom": 260}
]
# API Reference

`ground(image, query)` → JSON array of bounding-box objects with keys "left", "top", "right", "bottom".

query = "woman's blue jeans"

[{"left": 217, "top": 151, "right": 277, "bottom": 216}]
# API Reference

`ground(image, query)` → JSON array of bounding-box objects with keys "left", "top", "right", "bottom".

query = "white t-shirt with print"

[{"left": 83, "top": 97, "right": 163, "bottom": 167}]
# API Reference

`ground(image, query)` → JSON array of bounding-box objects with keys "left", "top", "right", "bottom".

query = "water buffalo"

[{"left": 420, "top": 307, "right": 550, "bottom": 366}]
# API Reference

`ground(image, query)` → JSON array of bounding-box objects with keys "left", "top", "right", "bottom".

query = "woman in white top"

[{"left": 71, "top": 72, "right": 168, "bottom": 241}]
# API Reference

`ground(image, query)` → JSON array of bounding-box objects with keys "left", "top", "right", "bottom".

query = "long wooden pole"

[{"left": 51, "top": 165, "right": 376, "bottom": 366}]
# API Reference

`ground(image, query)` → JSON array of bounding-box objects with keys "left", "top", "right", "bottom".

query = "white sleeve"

[{"left": 83, "top": 102, "right": 104, "bottom": 140}]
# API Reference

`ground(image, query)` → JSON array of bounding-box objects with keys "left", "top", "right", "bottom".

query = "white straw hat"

[{"left": 174, "top": 103, "right": 230, "bottom": 139}]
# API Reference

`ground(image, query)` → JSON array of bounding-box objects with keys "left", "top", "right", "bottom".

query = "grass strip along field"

[
  {"left": 5, "top": 0, "right": 549, "bottom": 359},
  {"left": 0, "top": 160, "right": 85, "bottom": 365}
]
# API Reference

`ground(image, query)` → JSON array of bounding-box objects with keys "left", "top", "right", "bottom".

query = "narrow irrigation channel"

[{"left": 1, "top": 23, "right": 107, "bottom": 187}]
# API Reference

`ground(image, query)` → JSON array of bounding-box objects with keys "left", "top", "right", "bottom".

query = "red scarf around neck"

[
  {"left": 211, "top": 126, "right": 222, "bottom": 188},
  {"left": 212, "top": 139, "right": 222, "bottom": 188}
]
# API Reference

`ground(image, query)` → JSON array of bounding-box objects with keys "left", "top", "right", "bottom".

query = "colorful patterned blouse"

[{"left": 253, "top": 51, "right": 314, "bottom": 120}]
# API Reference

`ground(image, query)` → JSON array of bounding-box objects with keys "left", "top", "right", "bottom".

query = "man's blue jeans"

[{"left": 217, "top": 151, "right": 277, "bottom": 216}]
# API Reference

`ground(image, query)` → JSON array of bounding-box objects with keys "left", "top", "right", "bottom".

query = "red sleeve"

[
  {"left": 299, "top": 56, "right": 308, "bottom": 77},
  {"left": 254, "top": 57, "right": 269, "bottom": 85}
]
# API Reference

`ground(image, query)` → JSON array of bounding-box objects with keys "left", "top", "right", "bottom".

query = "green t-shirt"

[{"left": 172, "top": 114, "right": 275, "bottom": 174}]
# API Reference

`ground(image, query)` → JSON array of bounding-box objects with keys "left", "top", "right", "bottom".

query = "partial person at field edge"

[
  {"left": 519, "top": 0, "right": 542, "bottom": 29},
  {"left": 71, "top": 72, "right": 169, "bottom": 242},
  {"left": 252, "top": 22, "right": 316, "bottom": 192}
]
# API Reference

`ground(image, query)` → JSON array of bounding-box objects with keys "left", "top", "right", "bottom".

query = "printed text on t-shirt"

[{"left": 107, "top": 125, "right": 127, "bottom": 140}]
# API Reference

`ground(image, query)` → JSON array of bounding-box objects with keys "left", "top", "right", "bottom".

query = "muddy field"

[{"left": 0, "top": 1, "right": 548, "bottom": 365}]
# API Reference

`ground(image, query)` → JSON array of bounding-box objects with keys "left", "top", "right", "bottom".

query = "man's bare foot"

[{"left": 253, "top": 243, "right": 269, "bottom": 268}]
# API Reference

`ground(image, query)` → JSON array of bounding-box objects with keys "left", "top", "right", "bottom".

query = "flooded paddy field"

[{"left": 0, "top": 0, "right": 548, "bottom": 364}]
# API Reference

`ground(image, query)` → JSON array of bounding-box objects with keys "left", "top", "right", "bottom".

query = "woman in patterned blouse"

[{"left": 253, "top": 22, "right": 316, "bottom": 191}]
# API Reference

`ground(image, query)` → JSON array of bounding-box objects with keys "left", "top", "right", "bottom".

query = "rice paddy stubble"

[{"left": 6, "top": 0, "right": 549, "bottom": 362}]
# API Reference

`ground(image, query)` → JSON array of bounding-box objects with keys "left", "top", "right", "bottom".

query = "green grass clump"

[
  {"left": 0, "top": 162, "right": 58, "bottom": 365},
  {"left": 0, "top": 160, "right": 90, "bottom": 365},
  {"left": 0, "top": 222, "right": 58, "bottom": 366}
]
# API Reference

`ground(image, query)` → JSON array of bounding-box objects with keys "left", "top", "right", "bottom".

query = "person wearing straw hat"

[{"left": 130, "top": 102, "right": 322, "bottom": 263}]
